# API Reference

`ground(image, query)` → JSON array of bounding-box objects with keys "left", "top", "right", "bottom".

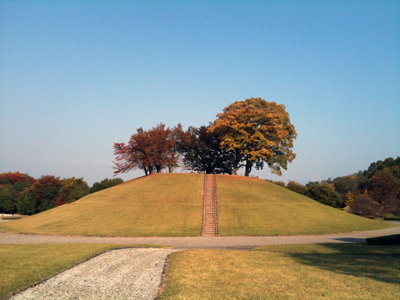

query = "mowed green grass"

[
  {"left": 217, "top": 175, "right": 393, "bottom": 236},
  {"left": 0, "top": 244, "right": 166, "bottom": 300},
  {"left": 0, "top": 173, "right": 203, "bottom": 236},
  {"left": 159, "top": 244, "right": 400, "bottom": 300}
]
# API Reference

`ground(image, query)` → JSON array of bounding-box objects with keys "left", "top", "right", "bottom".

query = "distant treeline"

[
  {"left": 0, "top": 174, "right": 123, "bottom": 215},
  {"left": 272, "top": 156, "right": 400, "bottom": 218}
]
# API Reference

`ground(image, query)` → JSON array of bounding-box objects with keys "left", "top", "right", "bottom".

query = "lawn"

[
  {"left": 0, "top": 173, "right": 203, "bottom": 236},
  {"left": 0, "top": 244, "right": 165, "bottom": 300},
  {"left": 217, "top": 175, "right": 393, "bottom": 236},
  {"left": 2, "top": 242, "right": 399, "bottom": 300},
  {"left": 159, "top": 244, "right": 400, "bottom": 299}
]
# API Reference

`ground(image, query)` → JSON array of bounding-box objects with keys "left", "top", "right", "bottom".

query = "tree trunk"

[
  {"left": 244, "top": 160, "right": 252, "bottom": 177},
  {"left": 147, "top": 166, "right": 153, "bottom": 175},
  {"left": 231, "top": 150, "right": 242, "bottom": 176}
]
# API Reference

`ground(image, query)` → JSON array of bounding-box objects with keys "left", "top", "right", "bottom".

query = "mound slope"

[
  {"left": 0, "top": 174, "right": 204, "bottom": 237},
  {"left": 0, "top": 174, "right": 393, "bottom": 237},
  {"left": 217, "top": 175, "right": 392, "bottom": 236}
]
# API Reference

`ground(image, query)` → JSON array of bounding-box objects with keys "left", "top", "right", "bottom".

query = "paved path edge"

[{"left": 1, "top": 224, "right": 399, "bottom": 249}]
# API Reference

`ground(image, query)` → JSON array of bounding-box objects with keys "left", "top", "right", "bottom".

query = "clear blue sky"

[{"left": 1, "top": 0, "right": 399, "bottom": 186}]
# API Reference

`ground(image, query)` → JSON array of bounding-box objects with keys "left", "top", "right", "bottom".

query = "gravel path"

[
  {"left": 1, "top": 224, "right": 400, "bottom": 249},
  {"left": 10, "top": 248, "right": 177, "bottom": 300}
]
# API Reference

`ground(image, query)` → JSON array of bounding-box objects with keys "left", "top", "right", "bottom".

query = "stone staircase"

[{"left": 202, "top": 174, "right": 218, "bottom": 237}]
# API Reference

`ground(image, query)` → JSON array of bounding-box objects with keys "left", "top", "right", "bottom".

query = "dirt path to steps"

[{"left": 1, "top": 224, "right": 399, "bottom": 250}]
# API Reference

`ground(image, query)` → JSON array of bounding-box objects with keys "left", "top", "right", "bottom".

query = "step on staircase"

[{"left": 202, "top": 174, "right": 218, "bottom": 237}]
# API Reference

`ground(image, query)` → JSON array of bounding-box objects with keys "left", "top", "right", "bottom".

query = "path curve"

[
  {"left": 10, "top": 248, "right": 176, "bottom": 300},
  {"left": 1, "top": 225, "right": 399, "bottom": 249}
]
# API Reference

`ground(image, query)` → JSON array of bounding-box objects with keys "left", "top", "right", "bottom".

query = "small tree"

[
  {"left": 333, "top": 176, "right": 358, "bottom": 197},
  {"left": 17, "top": 189, "right": 39, "bottom": 215},
  {"left": 305, "top": 183, "right": 343, "bottom": 208},
  {"left": 60, "top": 178, "right": 89, "bottom": 204},
  {"left": 30, "top": 175, "right": 62, "bottom": 212},
  {"left": 89, "top": 178, "right": 124, "bottom": 194},
  {"left": 0, "top": 186, "right": 17, "bottom": 213},
  {"left": 348, "top": 193, "right": 380, "bottom": 218},
  {"left": 0, "top": 172, "right": 35, "bottom": 214},
  {"left": 208, "top": 98, "right": 297, "bottom": 176},
  {"left": 368, "top": 171, "right": 400, "bottom": 213},
  {"left": 286, "top": 181, "right": 307, "bottom": 195}
]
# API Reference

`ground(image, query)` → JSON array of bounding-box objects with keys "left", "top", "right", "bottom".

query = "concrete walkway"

[{"left": 1, "top": 224, "right": 399, "bottom": 249}]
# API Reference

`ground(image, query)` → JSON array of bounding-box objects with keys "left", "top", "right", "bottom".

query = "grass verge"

[
  {"left": 217, "top": 175, "right": 393, "bottom": 236},
  {"left": 159, "top": 244, "right": 400, "bottom": 300},
  {"left": 0, "top": 243, "right": 166, "bottom": 300}
]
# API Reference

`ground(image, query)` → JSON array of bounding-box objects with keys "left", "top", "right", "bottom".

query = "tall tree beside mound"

[
  {"left": 208, "top": 98, "right": 297, "bottom": 176},
  {"left": 113, "top": 123, "right": 185, "bottom": 176}
]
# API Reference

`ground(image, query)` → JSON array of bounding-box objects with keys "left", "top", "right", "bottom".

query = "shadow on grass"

[
  {"left": 287, "top": 243, "right": 400, "bottom": 285},
  {"left": 335, "top": 237, "right": 366, "bottom": 243}
]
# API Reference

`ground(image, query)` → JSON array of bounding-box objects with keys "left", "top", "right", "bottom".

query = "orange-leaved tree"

[{"left": 208, "top": 98, "right": 297, "bottom": 176}]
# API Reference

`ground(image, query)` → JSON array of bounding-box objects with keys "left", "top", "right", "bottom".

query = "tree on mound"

[
  {"left": 113, "top": 123, "right": 185, "bottom": 175},
  {"left": 179, "top": 125, "right": 233, "bottom": 174},
  {"left": 208, "top": 98, "right": 297, "bottom": 176}
]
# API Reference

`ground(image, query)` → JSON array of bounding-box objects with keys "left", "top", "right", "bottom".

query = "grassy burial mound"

[
  {"left": 0, "top": 173, "right": 203, "bottom": 237},
  {"left": 0, "top": 173, "right": 393, "bottom": 237},
  {"left": 217, "top": 175, "right": 393, "bottom": 236}
]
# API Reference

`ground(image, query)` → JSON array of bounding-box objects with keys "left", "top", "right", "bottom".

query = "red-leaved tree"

[{"left": 113, "top": 124, "right": 184, "bottom": 176}]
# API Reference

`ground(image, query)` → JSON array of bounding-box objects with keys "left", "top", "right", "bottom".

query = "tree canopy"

[
  {"left": 113, "top": 123, "right": 184, "bottom": 176},
  {"left": 208, "top": 98, "right": 297, "bottom": 176},
  {"left": 179, "top": 125, "right": 233, "bottom": 174},
  {"left": 89, "top": 178, "right": 124, "bottom": 194}
]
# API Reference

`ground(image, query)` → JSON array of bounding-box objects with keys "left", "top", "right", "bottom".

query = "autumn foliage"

[
  {"left": 113, "top": 123, "right": 185, "bottom": 175},
  {"left": 113, "top": 98, "right": 297, "bottom": 178},
  {"left": 208, "top": 98, "right": 297, "bottom": 176},
  {"left": 0, "top": 172, "right": 35, "bottom": 214},
  {"left": 282, "top": 157, "right": 400, "bottom": 216},
  {"left": 0, "top": 172, "right": 35, "bottom": 185},
  {"left": 0, "top": 171, "right": 123, "bottom": 215}
]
